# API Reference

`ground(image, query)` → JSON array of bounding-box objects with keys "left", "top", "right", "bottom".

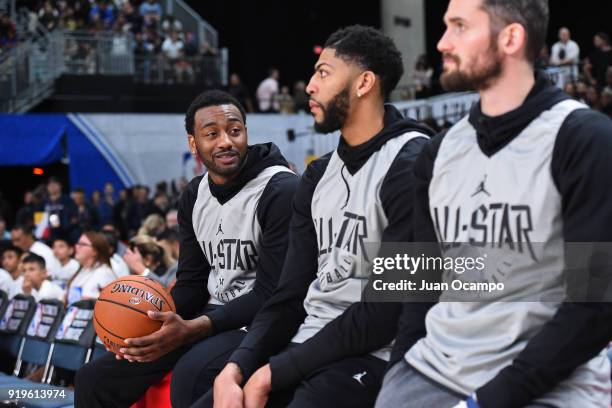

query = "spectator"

[
  {"left": 601, "top": 88, "right": 612, "bottom": 117},
  {"left": 590, "top": 32, "right": 612, "bottom": 90},
  {"left": 276, "top": 85, "right": 295, "bottom": 114},
  {"left": 18, "top": 253, "right": 64, "bottom": 302},
  {"left": 134, "top": 31, "right": 154, "bottom": 82},
  {"left": 0, "top": 13, "right": 17, "bottom": 49},
  {"left": 15, "top": 191, "right": 37, "bottom": 228},
  {"left": 123, "top": 235, "right": 170, "bottom": 286},
  {"left": 584, "top": 85, "right": 602, "bottom": 110},
  {"left": 99, "top": 229, "right": 128, "bottom": 277},
  {"left": 161, "top": 31, "right": 187, "bottom": 82},
  {"left": 161, "top": 14, "right": 183, "bottom": 37},
  {"left": 534, "top": 45, "right": 549, "bottom": 71},
  {"left": 121, "top": 1, "right": 143, "bottom": 34},
  {"left": 256, "top": 68, "right": 280, "bottom": 112},
  {"left": 165, "top": 209, "right": 178, "bottom": 229},
  {"left": 51, "top": 236, "right": 80, "bottom": 287},
  {"left": 155, "top": 227, "right": 179, "bottom": 287},
  {"left": 11, "top": 224, "right": 61, "bottom": 279},
  {"left": 137, "top": 213, "right": 165, "bottom": 238},
  {"left": 38, "top": 1, "right": 60, "bottom": 31},
  {"left": 564, "top": 81, "right": 578, "bottom": 99},
  {"left": 228, "top": 73, "right": 254, "bottom": 113},
  {"left": 413, "top": 54, "right": 434, "bottom": 98},
  {"left": 605, "top": 66, "right": 612, "bottom": 94},
  {"left": 95, "top": 183, "right": 115, "bottom": 226},
  {"left": 89, "top": 0, "right": 115, "bottom": 30},
  {"left": 67, "top": 231, "right": 116, "bottom": 304},
  {"left": 44, "top": 177, "right": 79, "bottom": 243},
  {"left": 293, "top": 80, "right": 310, "bottom": 113},
  {"left": 139, "top": 0, "right": 162, "bottom": 28},
  {"left": 0, "top": 245, "right": 23, "bottom": 294},
  {"left": 550, "top": 27, "right": 580, "bottom": 84},
  {"left": 72, "top": 187, "right": 100, "bottom": 233},
  {"left": 199, "top": 40, "right": 218, "bottom": 86},
  {"left": 0, "top": 216, "right": 10, "bottom": 240}
]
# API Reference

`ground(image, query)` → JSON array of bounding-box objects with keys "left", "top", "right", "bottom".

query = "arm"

[
  {"left": 204, "top": 172, "right": 299, "bottom": 333},
  {"left": 227, "top": 157, "right": 330, "bottom": 380},
  {"left": 476, "top": 110, "right": 612, "bottom": 408},
  {"left": 389, "top": 133, "right": 445, "bottom": 364},
  {"left": 268, "top": 137, "right": 433, "bottom": 390}
]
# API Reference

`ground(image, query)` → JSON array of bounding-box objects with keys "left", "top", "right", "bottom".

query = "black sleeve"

[
  {"left": 389, "top": 133, "right": 445, "bottom": 365},
  {"left": 204, "top": 172, "right": 299, "bottom": 333},
  {"left": 227, "top": 156, "right": 330, "bottom": 380},
  {"left": 477, "top": 109, "right": 612, "bottom": 408},
  {"left": 170, "top": 175, "right": 212, "bottom": 320},
  {"left": 268, "top": 137, "right": 432, "bottom": 390}
]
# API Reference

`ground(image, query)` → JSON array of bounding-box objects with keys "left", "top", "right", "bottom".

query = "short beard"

[
  {"left": 440, "top": 42, "right": 503, "bottom": 92},
  {"left": 313, "top": 88, "right": 350, "bottom": 134},
  {"left": 202, "top": 149, "right": 246, "bottom": 180}
]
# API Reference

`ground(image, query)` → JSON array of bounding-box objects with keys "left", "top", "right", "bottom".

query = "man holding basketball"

[
  {"left": 75, "top": 90, "right": 299, "bottom": 408},
  {"left": 210, "top": 25, "right": 433, "bottom": 407},
  {"left": 376, "top": 0, "right": 612, "bottom": 407}
]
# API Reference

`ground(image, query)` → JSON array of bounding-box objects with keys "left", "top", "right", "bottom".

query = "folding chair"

[
  {"left": 13, "top": 299, "right": 65, "bottom": 379},
  {"left": 0, "top": 295, "right": 37, "bottom": 360},
  {"left": 0, "top": 290, "right": 8, "bottom": 320},
  {"left": 45, "top": 300, "right": 96, "bottom": 384}
]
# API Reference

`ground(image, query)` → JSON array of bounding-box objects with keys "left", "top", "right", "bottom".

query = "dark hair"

[
  {"left": 184, "top": 90, "right": 247, "bottom": 135},
  {"left": 480, "top": 0, "right": 549, "bottom": 63},
  {"left": 3, "top": 245, "right": 24, "bottom": 258},
  {"left": 324, "top": 25, "right": 403, "bottom": 99},
  {"left": 51, "top": 234, "right": 74, "bottom": 247},
  {"left": 596, "top": 32, "right": 610, "bottom": 45},
  {"left": 157, "top": 226, "right": 179, "bottom": 243},
  {"left": 101, "top": 230, "right": 118, "bottom": 253},
  {"left": 83, "top": 231, "right": 112, "bottom": 267},
  {"left": 22, "top": 252, "right": 46, "bottom": 269},
  {"left": 12, "top": 223, "right": 33, "bottom": 236}
]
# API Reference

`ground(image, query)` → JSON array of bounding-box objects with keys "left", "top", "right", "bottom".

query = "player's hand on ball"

[
  {"left": 243, "top": 364, "right": 271, "bottom": 408},
  {"left": 119, "top": 310, "right": 192, "bottom": 362},
  {"left": 214, "top": 363, "right": 245, "bottom": 408}
]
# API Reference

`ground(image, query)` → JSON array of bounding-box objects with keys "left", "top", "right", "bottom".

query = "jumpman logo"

[
  {"left": 216, "top": 219, "right": 224, "bottom": 235},
  {"left": 352, "top": 371, "right": 367, "bottom": 386},
  {"left": 471, "top": 175, "right": 491, "bottom": 197}
]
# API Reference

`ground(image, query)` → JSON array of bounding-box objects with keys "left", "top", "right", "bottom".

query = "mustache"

[
  {"left": 213, "top": 149, "right": 240, "bottom": 158},
  {"left": 309, "top": 98, "right": 325, "bottom": 111},
  {"left": 442, "top": 53, "right": 461, "bottom": 64}
]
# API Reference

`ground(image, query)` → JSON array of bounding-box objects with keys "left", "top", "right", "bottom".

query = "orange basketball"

[{"left": 93, "top": 276, "right": 176, "bottom": 354}]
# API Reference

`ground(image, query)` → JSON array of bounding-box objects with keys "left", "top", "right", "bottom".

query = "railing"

[
  {"left": 134, "top": 54, "right": 222, "bottom": 85},
  {"left": 0, "top": 29, "right": 63, "bottom": 113},
  {"left": 61, "top": 30, "right": 134, "bottom": 75},
  {"left": 164, "top": 0, "right": 218, "bottom": 49}
]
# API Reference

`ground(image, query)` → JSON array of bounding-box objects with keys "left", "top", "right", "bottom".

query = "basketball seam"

[
  {"left": 96, "top": 297, "right": 152, "bottom": 316},
  {"left": 94, "top": 314, "right": 126, "bottom": 341},
  {"left": 105, "top": 278, "right": 174, "bottom": 309}
]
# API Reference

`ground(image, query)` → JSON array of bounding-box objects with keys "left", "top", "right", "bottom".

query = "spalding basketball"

[{"left": 93, "top": 276, "right": 176, "bottom": 354}]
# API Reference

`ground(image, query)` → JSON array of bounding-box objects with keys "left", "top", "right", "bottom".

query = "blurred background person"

[{"left": 67, "top": 231, "right": 116, "bottom": 304}]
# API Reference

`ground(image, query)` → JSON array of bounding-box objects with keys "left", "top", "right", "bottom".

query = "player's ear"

[
  {"left": 355, "top": 70, "right": 377, "bottom": 99},
  {"left": 187, "top": 134, "right": 197, "bottom": 156}
]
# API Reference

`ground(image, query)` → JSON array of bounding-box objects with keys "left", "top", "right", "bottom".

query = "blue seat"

[
  {"left": 0, "top": 295, "right": 37, "bottom": 360},
  {"left": 45, "top": 300, "right": 96, "bottom": 384},
  {"left": 14, "top": 299, "right": 65, "bottom": 378}
]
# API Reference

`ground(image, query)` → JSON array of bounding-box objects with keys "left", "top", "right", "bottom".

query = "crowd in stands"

[
  {"left": 0, "top": 176, "right": 186, "bottom": 310},
  {"left": 0, "top": 12, "right": 18, "bottom": 52},
  {"left": 9, "top": 0, "right": 219, "bottom": 83}
]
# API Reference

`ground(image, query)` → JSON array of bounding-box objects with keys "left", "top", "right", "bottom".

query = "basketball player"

[
  {"left": 376, "top": 1, "right": 612, "bottom": 407},
  {"left": 75, "top": 90, "right": 299, "bottom": 408},
  {"left": 211, "top": 25, "right": 433, "bottom": 408}
]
